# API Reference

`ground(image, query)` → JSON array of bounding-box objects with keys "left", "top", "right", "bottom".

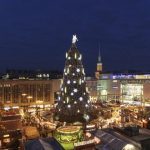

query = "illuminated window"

[
  {"left": 121, "top": 84, "right": 143, "bottom": 102},
  {"left": 101, "top": 90, "right": 107, "bottom": 96}
]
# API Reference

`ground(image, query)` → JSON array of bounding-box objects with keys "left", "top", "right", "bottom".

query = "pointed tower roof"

[{"left": 98, "top": 43, "right": 102, "bottom": 63}]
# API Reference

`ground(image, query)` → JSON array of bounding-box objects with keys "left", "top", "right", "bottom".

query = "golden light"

[
  {"left": 36, "top": 100, "right": 43, "bottom": 104},
  {"left": 94, "top": 136, "right": 101, "bottom": 144},
  {"left": 22, "top": 93, "right": 27, "bottom": 96},
  {"left": 27, "top": 96, "right": 33, "bottom": 99},
  {"left": 3, "top": 134, "right": 9, "bottom": 138},
  {"left": 86, "top": 132, "right": 92, "bottom": 138}
]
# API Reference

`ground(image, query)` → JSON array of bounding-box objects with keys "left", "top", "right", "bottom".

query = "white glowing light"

[
  {"left": 77, "top": 109, "right": 80, "bottom": 113},
  {"left": 67, "top": 80, "right": 71, "bottom": 84},
  {"left": 79, "top": 79, "right": 81, "bottom": 85},
  {"left": 71, "top": 92, "right": 74, "bottom": 96},
  {"left": 73, "top": 80, "right": 76, "bottom": 84},
  {"left": 65, "top": 87, "right": 67, "bottom": 93},
  {"left": 75, "top": 53, "right": 77, "bottom": 59},
  {"left": 78, "top": 54, "right": 82, "bottom": 60},
  {"left": 72, "top": 73, "right": 75, "bottom": 76},
  {"left": 85, "top": 104, "right": 88, "bottom": 107},
  {"left": 82, "top": 80, "right": 84, "bottom": 83},
  {"left": 64, "top": 72, "right": 67, "bottom": 75},
  {"left": 69, "top": 65, "right": 72, "bottom": 67},
  {"left": 72, "top": 34, "right": 78, "bottom": 44},
  {"left": 73, "top": 88, "right": 78, "bottom": 92},
  {"left": 66, "top": 52, "right": 68, "bottom": 58},
  {"left": 82, "top": 69, "right": 85, "bottom": 74},
  {"left": 123, "top": 144, "right": 135, "bottom": 150},
  {"left": 61, "top": 88, "right": 63, "bottom": 91},
  {"left": 74, "top": 101, "right": 77, "bottom": 104},
  {"left": 68, "top": 104, "right": 71, "bottom": 108},
  {"left": 79, "top": 97, "right": 83, "bottom": 101},
  {"left": 68, "top": 57, "right": 71, "bottom": 60},
  {"left": 4, "top": 107, "right": 10, "bottom": 111},
  {"left": 76, "top": 68, "right": 80, "bottom": 72},
  {"left": 87, "top": 100, "right": 90, "bottom": 103},
  {"left": 67, "top": 68, "right": 69, "bottom": 73},
  {"left": 84, "top": 114, "right": 90, "bottom": 121}
]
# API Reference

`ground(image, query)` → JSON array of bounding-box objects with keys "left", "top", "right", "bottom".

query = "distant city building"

[
  {"left": 0, "top": 58, "right": 150, "bottom": 110},
  {"left": 0, "top": 79, "right": 61, "bottom": 111},
  {"left": 93, "top": 46, "right": 150, "bottom": 105},
  {"left": 96, "top": 73, "right": 150, "bottom": 104},
  {"left": 0, "top": 72, "right": 150, "bottom": 109},
  {"left": 1, "top": 69, "right": 62, "bottom": 80}
]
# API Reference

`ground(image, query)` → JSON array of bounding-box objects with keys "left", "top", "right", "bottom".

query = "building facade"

[
  {"left": 0, "top": 74, "right": 150, "bottom": 109},
  {"left": 96, "top": 73, "right": 150, "bottom": 105},
  {"left": 0, "top": 79, "right": 61, "bottom": 110},
  {"left": 93, "top": 47, "right": 150, "bottom": 105}
]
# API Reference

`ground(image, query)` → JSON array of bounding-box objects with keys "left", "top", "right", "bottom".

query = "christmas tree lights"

[{"left": 55, "top": 35, "right": 96, "bottom": 123}]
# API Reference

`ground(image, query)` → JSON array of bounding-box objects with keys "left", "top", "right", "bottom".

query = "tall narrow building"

[{"left": 95, "top": 45, "right": 103, "bottom": 79}]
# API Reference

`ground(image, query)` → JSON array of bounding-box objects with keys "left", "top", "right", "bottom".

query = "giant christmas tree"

[{"left": 55, "top": 35, "right": 94, "bottom": 123}]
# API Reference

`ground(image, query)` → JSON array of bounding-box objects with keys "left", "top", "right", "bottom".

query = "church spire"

[
  {"left": 98, "top": 43, "right": 101, "bottom": 63},
  {"left": 95, "top": 43, "right": 103, "bottom": 79}
]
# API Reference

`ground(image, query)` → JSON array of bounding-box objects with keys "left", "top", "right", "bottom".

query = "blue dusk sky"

[{"left": 0, "top": 0, "right": 150, "bottom": 75}]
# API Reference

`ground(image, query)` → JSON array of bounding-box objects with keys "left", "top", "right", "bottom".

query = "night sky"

[{"left": 0, "top": 0, "right": 150, "bottom": 75}]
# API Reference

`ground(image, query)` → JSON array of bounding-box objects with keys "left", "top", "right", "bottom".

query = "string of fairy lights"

[{"left": 56, "top": 44, "right": 91, "bottom": 122}]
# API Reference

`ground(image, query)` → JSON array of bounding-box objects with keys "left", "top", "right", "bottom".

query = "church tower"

[{"left": 95, "top": 45, "right": 102, "bottom": 79}]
